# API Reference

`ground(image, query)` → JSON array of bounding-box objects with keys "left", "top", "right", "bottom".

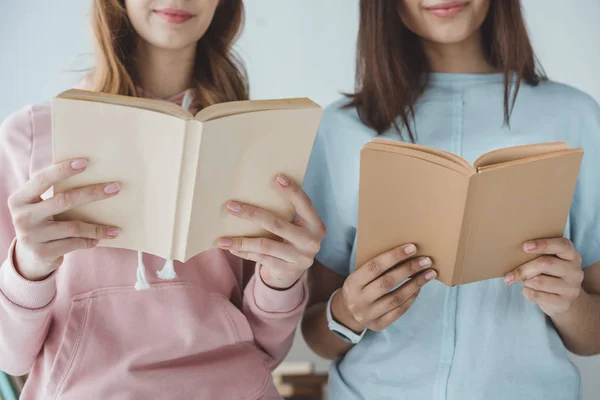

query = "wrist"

[
  {"left": 259, "top": 264, "right": 303, "bottom": 290},
  {"left": 331, "top": 289, "right": 365, "bottom": 334},
  {"left": 14, "top": 242, "right": 52, "bottom": 282}
]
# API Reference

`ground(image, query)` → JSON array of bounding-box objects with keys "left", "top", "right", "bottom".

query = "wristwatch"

[{"left": 326, "top": 289, "right": 367, "bottom": 344}]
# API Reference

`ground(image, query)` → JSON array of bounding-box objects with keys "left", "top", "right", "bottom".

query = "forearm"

[
  {"left": 552, "top": 290, "right": 600, "bottom": 356},
  {"left": 242, "top": 265, "right": 308, "bottom": 368},
  {"left": 301, "top": 301, "right": 353, "bottom": 360},
  {"left": 0, "top": 242, "right": 55, "bottom": 375}
]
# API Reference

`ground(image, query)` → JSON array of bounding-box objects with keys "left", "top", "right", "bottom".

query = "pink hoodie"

[{"left": 0, "top": 89, "right": 308, "bottom": 399}]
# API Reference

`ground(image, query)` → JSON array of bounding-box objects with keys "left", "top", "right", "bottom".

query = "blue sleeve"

[
  {"left": 302, "top": 118, "right": 354, "bottom": 276},
  {"left": 569, "top": 97, "right": 600, "bottom": 269}
]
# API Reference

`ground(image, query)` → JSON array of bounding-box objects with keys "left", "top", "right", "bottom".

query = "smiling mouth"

[
  {"left": 425, "top": 1, "right": 470, "bottom": 18},
  {"left": 153, "top": 8, "right": 194, "bottom": 24}
]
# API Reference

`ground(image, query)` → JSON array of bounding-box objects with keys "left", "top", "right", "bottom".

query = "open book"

[
  {"left": 51, "top": 89, "right": 322, "bottom": 262},
  {"left": 356, "top": 139, "right": 583, "bottom": 286}
]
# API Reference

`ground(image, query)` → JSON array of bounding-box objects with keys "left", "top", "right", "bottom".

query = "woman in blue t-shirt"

[{"left": 301, "top": 1, "right": 600, "bottom": 399}]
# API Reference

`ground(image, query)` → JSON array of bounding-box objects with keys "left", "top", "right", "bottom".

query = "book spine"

[
  {"left": 452, "top": 174, "right": 480, "bottom": 286},
  {"left": 171, "top": 122, "right": 202, "bottom": 261}
]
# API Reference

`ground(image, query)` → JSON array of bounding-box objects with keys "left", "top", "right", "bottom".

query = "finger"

[
  {"left": 38, "top": 237, "right": 99, "bottom": 261},
  {"left": 218, "top": 237, "right": 311, "bottom": 265},
  {"left": 26, "top": 221, "right": 120, "bottom": 243},
  {"left": 523, "top": 237, "right": 579, "bottom": 261},
  {"left": 505, "top": 255, "right": 571, "bottom": 284},
  {"left": 367, "top": 289, "right": 420, "bottom": 332},
  {"left": 275, "top": 174, "right": 324, "bottom": 234},
  {"left": 11, "top": 159, "right": 88, "bottom": 205},
  {"left": 522, "top": 287, "right": 562, "bottom": 308},
  {"left": 523, "top": 274, "right": 571, "bottom": 295},
  {"left": 225, "top": 201, "right": 320, "bottom": 252},
  {"left": 363, "top": 269, "right": 436, "bottom": 321},
  {"left": 30, "top": 182, "right": 120, "bottom": 222},
  {"left": 227, "top": 249, "right": 289, "bottom": 270},
  {"left": 362, "top": 256, "right": 433, "bottom": 303},
  {"left": 348, "top": 244, "right": 419, "bottom": 289}
]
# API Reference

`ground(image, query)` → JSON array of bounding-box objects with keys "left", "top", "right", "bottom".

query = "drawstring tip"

[
  {"left": 135, "top": 281, "right": 151, "bottom": 291},
  {"left": 157, "top": 259, "right": 177, "bottom": 280},
  {"left": 135, "top": 251, "right": 151, "bottom": 290}
]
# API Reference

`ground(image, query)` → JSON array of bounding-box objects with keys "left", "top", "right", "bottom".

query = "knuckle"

[
  {"left": 55, "top": 192, "right": 74, "bottom": 209},
  {"left": 408, "top": 259, "right": 421, "bottom": 275},
  {"left": 560, "top": 237, "right": 572, "bottom": 248},
  {"left": 270, "top": 217, "right": 286, "bottom": 232},
  {"left": 378, "top": 274, "right": 394, "bottom": 291},
  {"left": 7, "top": 194, "right": 18, "bottom": 210},
  {"left": 393, "top": 246, "right": 408, "bottom": 262},
  {"left": 389, "top": 293, "right": 405, "bottom": 308},
  {"left": 575, "top": 269, "right": 585, "bottom": 284},
  {"left": 366, "top": 259, "right": 381, "bottom": 275},
  {"left": 13, "top": 210, "right": 33, "bottom": 227},
  {"left": 245, "top": 206, "right": 256, "bottom": 219},
  {"left": 95, "top": 225, "right": 104, "bottom": 239},
  {"left": 258, "top": 238, "right": 272, "bottom": 253},
  {"left": 66, "top": 221, "right": 81, "bottom": 236},
  {"left": 307, "top": 238, "right": 321, "bottom": 254},
  {"left": 367, "top": 321, "right": 383, "bottom": 332},
  {"left": 317, "top": 222, "right": 327, "bottom": 238}
]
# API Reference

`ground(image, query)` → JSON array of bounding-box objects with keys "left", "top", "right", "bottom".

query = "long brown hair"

[
  {"left": 347, "top": 0, "right": 545, "bottom": 141},
  {"left": 90, "top": 0, "right": 248, "bottom": 107}
]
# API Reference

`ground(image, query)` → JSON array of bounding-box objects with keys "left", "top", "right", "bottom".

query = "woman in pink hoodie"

[{"left": 0, "top": 1, "right": 325, "bottom": 399}]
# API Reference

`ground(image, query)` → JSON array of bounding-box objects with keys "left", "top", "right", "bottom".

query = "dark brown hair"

[
  {"left": 91, "top": 0, "right": 248, "bottom": 107},
  {"left": 347, "top": 0, "right": 545, "bottom": 141}
]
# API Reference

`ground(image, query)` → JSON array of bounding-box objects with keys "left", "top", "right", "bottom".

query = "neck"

[
  {"left": 134, "top": 41, "right": 196, "bottom": 98},
  {"left": 423, "top": 31, "right": 497, "bottom": 74}
]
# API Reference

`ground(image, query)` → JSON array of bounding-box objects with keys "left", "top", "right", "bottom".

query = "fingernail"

[
  {"left": 105, "top": 228, "right": 121, "bottom": 237},
  {"left": 425, "top": 270, "right": 437, "bottom": 280},
  {"left": 404, "top": 244, "right": 417, "bottom": 255},
  {"left": 504, "top": 273, "right": 514, "bottom": 284},
  {"left": 524, "top": 242, "right": 536, "bottom": 251},
  {"left": 104, "top": 183, "right": 120, "bottom": 194},
  {"left": 419, "top": 257, "right": 431, "bottom": 267},
  {"left": 227, "top": 202, "right": 242, "bottom": 213},
  {"left": 277, "top": 174, "right": 290, "bottom": 187},
  {"left": 71, "top": 159, "right": 87, "bottom": 170},
  {"left": 218, "top": 238, "right": 233, "bottom": 247}
]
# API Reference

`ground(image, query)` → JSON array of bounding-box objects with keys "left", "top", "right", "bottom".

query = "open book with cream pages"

[{"left": 52, "top": 89, "right": 322, "bottom": 262}]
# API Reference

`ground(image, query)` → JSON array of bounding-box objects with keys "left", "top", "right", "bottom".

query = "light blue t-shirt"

[{"left": 302, "top": 73, "right": 600, "bottom": 400}]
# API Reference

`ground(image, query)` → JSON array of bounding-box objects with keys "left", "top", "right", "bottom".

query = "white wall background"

[{"left": 0, "top": 1, "right": 598, "bottom": 398}]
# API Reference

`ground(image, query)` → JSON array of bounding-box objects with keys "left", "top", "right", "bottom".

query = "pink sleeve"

[
  {"left": 242, "top": 264, "right": 308, "bottom": 369},
  {"left": 0, "top": 107, "right": 56, "bottom": 376}
]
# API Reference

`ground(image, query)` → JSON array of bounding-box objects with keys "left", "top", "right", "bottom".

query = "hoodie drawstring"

[{"left": 135, "top": 89, "right": 197, "bottom": 290}]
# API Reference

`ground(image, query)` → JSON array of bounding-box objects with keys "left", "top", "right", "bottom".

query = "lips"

[
  {"left": 153, "top": 8, "right": 194, "bottom": 24},
  {"left": 425, "top": 1, "right": 469, "bottom": 18}
]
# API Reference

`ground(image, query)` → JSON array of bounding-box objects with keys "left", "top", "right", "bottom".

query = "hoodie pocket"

[{"left": 45, "top": 283, "right": 270, "bottom": 400}]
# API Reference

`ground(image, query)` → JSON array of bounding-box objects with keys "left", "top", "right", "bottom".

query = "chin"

[
  {"left": 423, "top": 26, "right": 475, "bottom": 45},
  {"left": 148, "top": 35, "right": 200, "bottom": 51}
]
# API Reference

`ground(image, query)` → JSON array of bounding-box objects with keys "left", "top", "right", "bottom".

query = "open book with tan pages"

[
  {"left": 357, "top": 139, "right": 584, "bottom": 286},
  {"left": 51, "top": 89, "right": 322, "bottom": 262}
]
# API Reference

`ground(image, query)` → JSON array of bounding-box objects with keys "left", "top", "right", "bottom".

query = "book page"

[
  {"left": 356, "top": 147, "right": 471, "bottom": 286},
  {"left": 369, "top": 139, "right": 474, "bottom": 173},
  {"left": 460, "top": 150, "right": 583, "bottom": 284},
  {"left": 473, "top": 142, "right": 569, "bottom": 170},
  {"left": 184, "top": 107, "right": 322, "bottom": 260},
  {"left": 194, "top": 98, "right": 319, "bottom": 122},
  {"left": 58, "top": 89, "right": 192, "bottom": 120},
  {"left": 52, "top": 98, "right": 186, "bottom": 259}
]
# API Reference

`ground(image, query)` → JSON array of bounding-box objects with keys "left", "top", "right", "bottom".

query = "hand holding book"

[
  {"left": 217, "top": 173, "right": 326, "bottom": 289},
  {"left": 8, "top": 158, "right": 121, "bottom": 281},
  {"left": 505, "top": 237, "right": 584, "bottom": 318}
]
